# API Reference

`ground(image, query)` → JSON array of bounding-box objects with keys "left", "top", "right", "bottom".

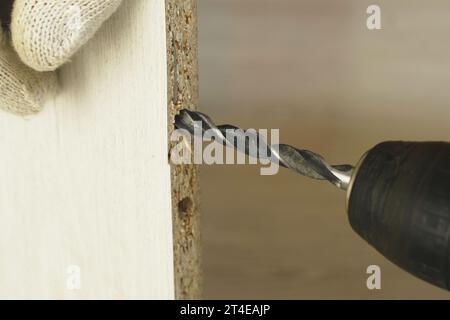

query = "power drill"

[{"left": 175, "top": 109, "right": 450, "bottom": 291}]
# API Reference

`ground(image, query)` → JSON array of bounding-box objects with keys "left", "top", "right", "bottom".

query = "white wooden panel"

[{"left": 0, "top": 0, "right": 174, "bottom": 299}]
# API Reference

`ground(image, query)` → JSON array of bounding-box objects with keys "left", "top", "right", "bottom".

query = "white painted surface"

[{"left": 0, "top": 0, "right": 174, "bottom": 299}]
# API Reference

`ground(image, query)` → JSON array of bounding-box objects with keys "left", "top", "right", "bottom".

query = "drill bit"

[{"left": 174, "top": 109, "right": 354, "bottom": 190}]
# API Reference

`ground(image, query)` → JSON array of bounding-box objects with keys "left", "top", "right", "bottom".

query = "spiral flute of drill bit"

[{"left": 175, "top": 109, "right": 354, "bottom": 190}]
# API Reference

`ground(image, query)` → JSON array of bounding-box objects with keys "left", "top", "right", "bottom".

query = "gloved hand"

[{"left": 0, "top": 0, "right": 122, "bottom": 115}]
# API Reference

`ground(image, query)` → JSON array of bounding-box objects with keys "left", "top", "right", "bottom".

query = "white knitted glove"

[
  {"left": 0, "top": 29, "right": 56, "bottom": 115},
  {"left": 0, "top": 0, "right": 122, "bottom": 116}
]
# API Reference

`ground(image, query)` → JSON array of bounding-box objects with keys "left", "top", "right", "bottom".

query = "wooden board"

[
  {"left": 0, "top": 0, "right": 179, "bottom": 299},
  {"left": 166, "top": 0, "right": 201, "bottom": 300}
]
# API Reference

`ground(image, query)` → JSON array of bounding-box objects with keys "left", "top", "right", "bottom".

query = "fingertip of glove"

[
  {"left": 11, "top": 0, "right": 123, "bottom": 72},
  {"left": 20, "top": 72, "right": 58, "bottom": 115},
  {"left": 0, "top": 44, "right": 57, "bottom": 116},
  {"left": 4, "top": 71, "right": 57, "bottom": 117}
]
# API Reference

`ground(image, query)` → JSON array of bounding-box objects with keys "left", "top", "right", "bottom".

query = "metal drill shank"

[{"left": 175, "top": 109, "right": 354, "bottom": 190}]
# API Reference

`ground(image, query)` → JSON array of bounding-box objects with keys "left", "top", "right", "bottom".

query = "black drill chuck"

[{"left": 348, "top": 141, "right": 450, "bottom": 290}]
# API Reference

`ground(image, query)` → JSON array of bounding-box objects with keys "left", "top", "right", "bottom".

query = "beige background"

[{"left": 198, "top": 0, "right": 450, "bottom": 299}]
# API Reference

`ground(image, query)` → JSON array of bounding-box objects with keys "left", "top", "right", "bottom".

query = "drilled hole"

[{"left": 178, "top": 197, "right": 193, "bottom": 219}]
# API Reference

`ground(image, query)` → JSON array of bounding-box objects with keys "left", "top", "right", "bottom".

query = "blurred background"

[{"left": 198, "top": 0, "right": 450, "bottom": 299}]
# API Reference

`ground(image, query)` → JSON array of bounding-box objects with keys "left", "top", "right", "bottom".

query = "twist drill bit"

[{"left": 174, "top": 109, "right": 354, "bottom": 190}]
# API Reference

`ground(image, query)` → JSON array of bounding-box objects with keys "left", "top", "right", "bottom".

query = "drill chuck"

[{"left": 347, "top": 141, "right": 450, "bottom": 290}]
